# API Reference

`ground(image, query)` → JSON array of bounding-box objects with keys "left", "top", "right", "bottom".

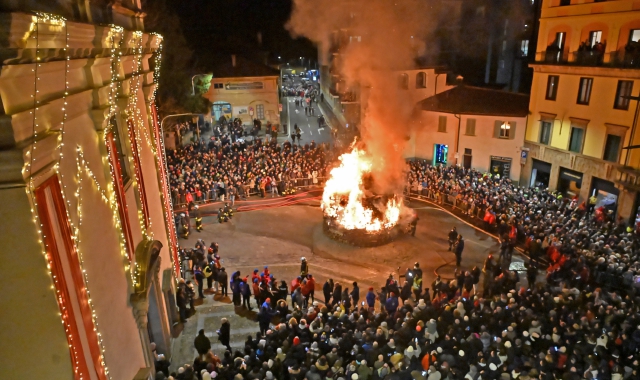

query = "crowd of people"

[
  {"left": 157, "top": 159, "right": 640, "bottom": 380},
  {"left": 167, "top": 132, "right": 330, "bottom": 208}
]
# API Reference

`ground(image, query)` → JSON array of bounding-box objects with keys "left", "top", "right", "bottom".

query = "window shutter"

[
  {"left": 466, "top": 118, "right": 476, "bottom": 135},
  {"left": 438, "top": 115, "right": 447, "bottom": 132},
  {"left": 494, "top": 120, "right": 502, "bottom": 138},
  {"left": 508, "top": 121, "right": 517, "bottom": 139}
]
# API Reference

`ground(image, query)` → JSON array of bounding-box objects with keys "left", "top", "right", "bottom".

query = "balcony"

[
  {"left": 534, "top": 45, "right": 640, "bottom": 69},
  {"left": 614, "top": 166, "right": 640, "bottom": 192}
]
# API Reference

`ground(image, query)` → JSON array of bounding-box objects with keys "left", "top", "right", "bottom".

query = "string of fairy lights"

[
  {"left": 23, "top": 13, "right": 170, "bottom": 378},
  {"left": 23, "top": 13, "right": 99, "bottom": 379},
  {"left": 146, "top": 32, "right": 182, "bottom": 277}
]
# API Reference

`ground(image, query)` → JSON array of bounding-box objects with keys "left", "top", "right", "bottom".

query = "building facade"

[
  {"left": 409, "top": 86, "right": 530, "bottom": 181},
  {"left": 317, "top": 0, "right": 462, "bottom": 129},
  {"left": 205, "top": 55, "right": 280, "bottom": 126},
  {"left": 522, "top": 0, "right": 640, "bottom": 223},
  {"left": 0, "top": 2, "right": 179, "bottom": 379}
]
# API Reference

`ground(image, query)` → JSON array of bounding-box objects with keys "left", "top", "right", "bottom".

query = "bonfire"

[{"left": 321, "top": 146, "right": 403, "bottom": 232}]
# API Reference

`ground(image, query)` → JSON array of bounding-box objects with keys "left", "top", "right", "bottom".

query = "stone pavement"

[{"left": 169, "top": 199, "right": 536, "bottom": 370}]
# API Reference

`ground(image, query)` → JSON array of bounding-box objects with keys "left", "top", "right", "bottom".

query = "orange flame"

[{"left": 322, "top": 147, "right": 402, "bottom": 232}]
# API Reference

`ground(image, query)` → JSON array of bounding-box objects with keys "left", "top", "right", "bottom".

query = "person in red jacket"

[{"left": 301, "top": 274, "right": 316, "bottom": 307}]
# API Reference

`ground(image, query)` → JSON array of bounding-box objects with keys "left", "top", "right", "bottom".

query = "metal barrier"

[
  {"left": 406, "top": 190, "right": 488, "bottom": 222},
  {"left": 172, "top": 177, "right": 328, "bottom": 208}
]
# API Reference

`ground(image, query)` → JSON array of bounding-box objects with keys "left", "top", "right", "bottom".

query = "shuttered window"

[{"left": 438, "top": 116, "right": 447, "bottom": 132}]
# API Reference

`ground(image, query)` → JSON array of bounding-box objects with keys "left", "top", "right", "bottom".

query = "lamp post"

[
  {"left": 622, "top": 94, "right": 640, "bottom": 166},
  {"left": 161, "top": 113, "right": 203, "bottom": 144}
]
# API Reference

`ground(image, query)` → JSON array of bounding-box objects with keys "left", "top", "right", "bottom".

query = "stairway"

[{"left": 170, "top": 295, "right": 261, "bottom": 370}]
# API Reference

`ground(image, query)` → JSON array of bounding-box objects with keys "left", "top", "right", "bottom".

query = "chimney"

[
  {"left": 231, "top": 54, "right": 236, "bottom": 67},
  {"left": 257, "top": 31, "right": 263, "bottom": 46}
]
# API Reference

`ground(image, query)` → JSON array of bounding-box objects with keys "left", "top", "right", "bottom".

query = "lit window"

[
  {"left": 521, "top": 40, "right": 529, "bottom": 55},
  {"left": 629, "top": 29, "right": 640, "bottom": 43},
  {"left": 499, "top": 122, "right": 511, "bottom": 138},
  {"left": 577, "top": 77, "right": 593, "bottom": 105},
  {"left": 546, "top": 75, "right": 559, "bottom": 100},
  {"left": 589, "top": 31, "right": 602, "bottom": 47}
]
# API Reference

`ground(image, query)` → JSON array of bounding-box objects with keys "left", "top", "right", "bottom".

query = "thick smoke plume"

[{"left": 287, "top": 0, "right": 436, "bottom": 194}]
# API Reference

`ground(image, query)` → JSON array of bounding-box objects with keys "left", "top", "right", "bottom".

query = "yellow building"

[
  {"left": 205, "top": 55, "right": 281, "bottom": 126},
  {"left": 522, "top": 0, "right": 640, "bottom": 222}
]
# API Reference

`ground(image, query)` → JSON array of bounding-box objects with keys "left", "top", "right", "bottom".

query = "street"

[{"left": 282, "top": 75, "right": 332, "bottom": 146}]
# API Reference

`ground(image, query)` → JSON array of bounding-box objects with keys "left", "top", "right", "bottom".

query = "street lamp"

[
  {"left": 161, "top": 113, "right": 203, "bottom": 143},
  {"left": 621, "top": 94, "right": 640, "bottom": 166}
]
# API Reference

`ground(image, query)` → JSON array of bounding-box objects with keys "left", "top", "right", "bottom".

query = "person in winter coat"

[
  {"left": 351, "top": 282, "right": 360, "bottom": 307},
  {"left": 218, "top": 268, "right": 228, "bottom": 297},
  {"left": 342, "top": 287, "right": 351, "bottom": 311},
  {"left": 217, "top": 318, "right": 231, "bottom": 352},
  {"left": 323, "top": 279, "right": 333, "bottom": 305},
  {"left": 454, "top": 235, "right": 465, "bottom": 267},
  {"left": 258, "top": 298, "right": 278, "bottom": 335},
  {"left": 333, "top": 282, "right": 343, "bottom": 307},
  {"left": 385, "top": 293, "right": 399, "bottom": 315},
  {"left": 366, "top": 287, "right": 376, "bottom": 310},
  {"left": 240, "top": 281, "right": 252, "bottom": 310},
  {"left": 194, "top": 329, "right": 211, "bottom": 357}
]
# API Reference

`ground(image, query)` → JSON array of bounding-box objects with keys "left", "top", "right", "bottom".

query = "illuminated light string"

[
  {"left": 22, "top": 15, "right": 163, "bottom": 378},
  {"left": 24, "top": 13, "right": 91, "bottom": 379}
]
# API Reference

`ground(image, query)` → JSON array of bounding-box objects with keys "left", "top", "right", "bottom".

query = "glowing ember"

[{"left": 322, "top": 147, "right": 402, "bottom": 232}]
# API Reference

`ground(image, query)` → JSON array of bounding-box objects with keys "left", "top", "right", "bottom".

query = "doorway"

[
  {"left": 557, "top": 167, "right": 583, "bottom": 198},
  {"left": 463, "top": 149, "right": 472, "bottom": 169},
  {"left": 147, "top": 281, "right": 166, "bottom": 355},
  {"left": 212, "top": 102, "right": 232, "bottom": 122},
  {"left": 530, "top": 159, "right": 551, "bottom": 188},
  {"left": 490, "top": 156, "right": 512, "bottom": 179},
  {"left": 434, "top": 144, "right": 448, "bottom": 166},
  {"left": 589, "top": 177, "right": 619, "bottom": 215}
]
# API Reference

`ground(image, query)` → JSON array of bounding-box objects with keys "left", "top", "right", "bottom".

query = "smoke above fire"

[{"left": 287, "top": 0, "right": 436, "bottom": 194}]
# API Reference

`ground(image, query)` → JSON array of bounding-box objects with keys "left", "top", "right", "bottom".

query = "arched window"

[
  {"left": 399, "top": 73, "right": 409, "bottom": 90},
  {"left": 416, "top": 72, "right": 426, "bottom": 88}
]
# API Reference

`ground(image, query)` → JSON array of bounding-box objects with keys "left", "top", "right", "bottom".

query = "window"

[
  {"left": 464, "top": 148, "right": 472, "bottom": 155},
  {"left": 555, "top": 32, "right": 566, "bottom": 51},
  {"left": 438, "top": 115, "right": 447, "bottom": 132},
  {"left": 256, "top": 104, "right": 264, "bottom": 119},
  {"left": 546, "top": 75, "right": 559, "bottom": 100},
  {"left": 560, "top": 0, "right": 571, "bottom": 5},
  {"left": 110, "top": 117, "right": 131, "bottom": 185},
  {"left": 568, "top": 126, "right": 585, "bottom": 153},
  {"left": 589, "top": 31, "right": 602, "bottom": 47},
  {"left": 577, "top": 77, "right": 593, "bottom": 105},
  {"left": 629, "top": 29, "right": 640, "bottom": 44},
  {"left": 465, "top": 118, "right": 476, "bottom": 135},
  {"left": 603, "top": 134, "right": 622, "bottom": 162},
  {"left": 213, "top": 83, "right": 223, "bottom": 89},
  {"left": 520, "top": 40, "right": 529, "bottom": 56},
  {"left": 499, "top": 122, "right": 511, "bottom": 138},
  {"left": 539, "top": 121, "right": 552, "bottom": 145},
  {"left": 399, "top": 73, "right": 409, "bottom": 90},
  {"left": 614, "top": 80, "right": 633, "bottom": 110},
  {"left": 494, "top": 120, "right": 516, "bottom": 139},
  {"left": 415, "top": 72, "right": 426, "bottom": 89}
]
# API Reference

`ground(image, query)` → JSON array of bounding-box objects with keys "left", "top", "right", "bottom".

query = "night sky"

[{"left": 169, "top": 0, "right": 316, "bottom": 68}]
